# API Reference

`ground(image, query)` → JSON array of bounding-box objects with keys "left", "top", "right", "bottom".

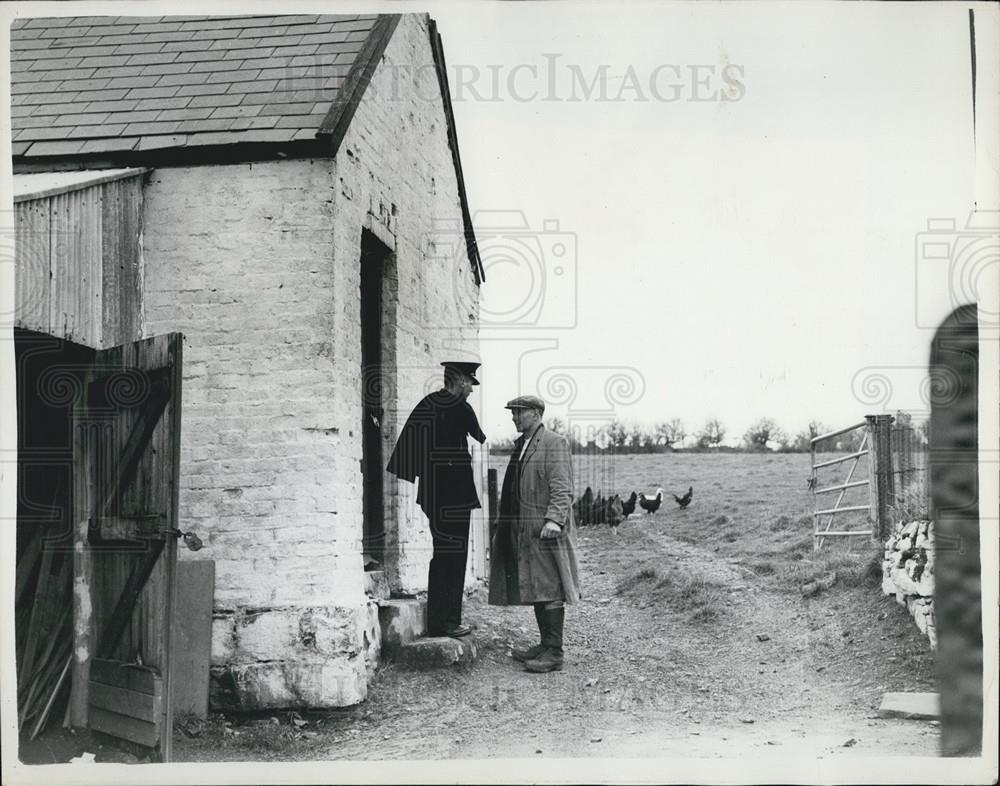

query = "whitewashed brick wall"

[
  {"left": 139, "top": 13, "right": 483, "bottom": 709},
  {"left": 332, "top": 13, "right": 484, "bottom": 593}
]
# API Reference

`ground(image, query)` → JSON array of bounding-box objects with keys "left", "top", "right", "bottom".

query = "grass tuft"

[{"left": 617, "top": 565, "right": 728, "bottom": 623}]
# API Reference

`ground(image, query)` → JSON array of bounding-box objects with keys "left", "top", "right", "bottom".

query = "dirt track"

[{"left": 173, "top": 514, "right": 938, "bottom": 762}]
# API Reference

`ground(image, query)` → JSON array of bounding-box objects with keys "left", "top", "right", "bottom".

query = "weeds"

[
  {"left": 616, "top": 565, "right": 727, "bottom": 623},
  {"left": 888, "top": 482, "right": 931, "bottom": 525},
  {"left": 776, "top": 547, "right": 881, "bottom": 589}
]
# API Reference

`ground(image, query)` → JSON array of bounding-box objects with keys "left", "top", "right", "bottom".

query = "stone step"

[
  {"left": 364, "top": 570, "right": 390, "bottom": 601},
  {"left": 395, "top": 635, "right": 477, "bottom": 670},
  {"left": 878, "top": 692, "right": 940, "bottom": 720},
  {"left": 377, "top": 598, "right": 426, "bottom": 654}
]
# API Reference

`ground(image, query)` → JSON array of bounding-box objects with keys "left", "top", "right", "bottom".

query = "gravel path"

[{"left": 175, "top": 516, "right": 938, "bottom": 763}]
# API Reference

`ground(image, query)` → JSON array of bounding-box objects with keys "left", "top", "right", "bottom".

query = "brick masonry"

[{"left": 141, "top": 14, "right": 483, "bottom": 709}]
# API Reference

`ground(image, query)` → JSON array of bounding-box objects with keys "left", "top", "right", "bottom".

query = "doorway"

[
  {"left": 359, "top": 229, "right": 395, "bottom": 570},
  {"left": 14, "top": 329, "right": 93, "bottom": 747}
]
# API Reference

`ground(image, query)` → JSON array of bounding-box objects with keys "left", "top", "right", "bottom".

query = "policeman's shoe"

[
  {"left": 444, "top": 624, "right": 473, "bottom": 638},
  {"left": 512, "top": 643, "right": 545, "bottom": 662},
  {"left": 524, "top": 647, "right": 564, "bottom": 673}
]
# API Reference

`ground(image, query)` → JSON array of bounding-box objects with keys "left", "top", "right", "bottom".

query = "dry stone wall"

[{"left": 882, "top": 519, "right": 936, "bottom": 649}]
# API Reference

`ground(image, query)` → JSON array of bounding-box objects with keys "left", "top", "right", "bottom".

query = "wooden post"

[
  {"left": 70, "top": 421, "right": 95, "bottom": 728},
  {"left": 487, "top": 468, "right": 498, "bottom": 543},
  {"left": 810, "top": 439, "right": 818, "bottom": 550},
  {"left": 866, "top": 414, "right": 895, "bottom": 543}
]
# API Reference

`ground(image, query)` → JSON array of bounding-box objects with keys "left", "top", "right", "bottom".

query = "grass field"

[{"left": 492, "top": 450, "right": 882, "bottom": 598}]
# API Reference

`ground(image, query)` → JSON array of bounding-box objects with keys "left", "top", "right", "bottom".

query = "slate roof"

[{"left": 9, "top": 15, "right": 381, "bottom": 159}]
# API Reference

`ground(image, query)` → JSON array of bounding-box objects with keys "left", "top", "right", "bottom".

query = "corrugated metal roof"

[
  {"left": 13, "top": 167, "right": 148, "bottom": 201},
  {"left": 10, "top": 15, "right": 381, "bottom": 159}
]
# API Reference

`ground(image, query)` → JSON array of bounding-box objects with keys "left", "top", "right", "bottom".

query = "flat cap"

[
  {"left": 441, "top": 361, "right": 480, "bottom": 385},
  {"left": 504, "top": 394, "right": 545, "bottom": 413}
]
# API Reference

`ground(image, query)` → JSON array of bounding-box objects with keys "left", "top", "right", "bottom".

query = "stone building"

[{"left": 10, "top": 12, "right": 486, "bottom": 715}]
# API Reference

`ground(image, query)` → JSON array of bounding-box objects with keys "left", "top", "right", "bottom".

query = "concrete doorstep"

[
  {"left": 376, "top": 597, "right": 478, "bottom": 670},
  {"left": 395, "top": 635, "right": 478, "bottom": 670}
]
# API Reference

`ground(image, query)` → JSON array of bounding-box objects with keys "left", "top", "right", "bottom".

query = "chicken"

[
  {"left": 607, "top": 494, "right": 624, "bottom": 533},
  {"left": 621, "top": 491, "right": 638, "bottom": 518},
  {"left": 638, "top": 488, "right": 664, "bottom": 514},
  {"left": 592, "top": 492, "right": 607, "bottom": 524},
  {"left": 573, "top": 486, "right": 594, "bottom": 525},
  {"left": 673, "top": 486, "right": 693, "bottom": 509}
]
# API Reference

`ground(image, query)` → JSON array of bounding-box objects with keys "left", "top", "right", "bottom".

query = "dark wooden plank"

[
  {"left": 89, "top": 680, "right": 162, "bottom": 722},
  {"left": 70, "top": 406, "right": 96, "bottom": 726},
  {"left": 96, "top": 375, "right": 170, "bottom": 516},
  {"left": 96, "top": 538, "right": 165, "bottom": 659},
  {"left": 171, "top": 561, "right": 213, "bottom": 718},
  {"left": 89, "top": 514, "right": 164, "bottom": 546},
  {"left": 89, "top": 707, "right": 159, "bottom": 748},
  {"left": 14, "top": 526, "right": 42, "bottom": 608},
  {"left": 89, "top": 658, "right": 162, "bottom": 697},
  {"left": 17, "top": 544, "right": 55, "bottom": 697},
  {"left": 160, "top": 332, "right": 183, "bottom": 761}
]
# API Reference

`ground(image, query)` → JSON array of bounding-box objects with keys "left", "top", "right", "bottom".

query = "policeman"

[{"left": 386, "top": 361, "right": 486, "bottom": 637}]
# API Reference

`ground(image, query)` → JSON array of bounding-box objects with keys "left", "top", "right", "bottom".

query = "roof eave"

[
  {"left": 11, "top": 138, "right": 330, "bottom": 173},
  {"left": 427, "top": 17, "right": 484, "bottom": 286},
  {"left": 318, "top": 14, "right": 401, "bottom": 156}
]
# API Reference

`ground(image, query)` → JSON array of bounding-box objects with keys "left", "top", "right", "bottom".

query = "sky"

[
  {"left": 0, "top": 2, "right": 995, "bottom": 450},
  {"left": 423, "top": 1, "right": 999, "bottom": 445}
]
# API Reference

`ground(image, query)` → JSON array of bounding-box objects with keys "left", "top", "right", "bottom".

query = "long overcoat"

[
  {"left": 488, "top": 425, "right": 582, "bottom": 605},
  {"left": 386, "top": 389, "right": 486, "bottom": 519}
]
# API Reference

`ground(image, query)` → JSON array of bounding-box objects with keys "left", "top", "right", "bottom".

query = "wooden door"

[{"left": 71, "top": 333, "right": 182, "bottom": 761}]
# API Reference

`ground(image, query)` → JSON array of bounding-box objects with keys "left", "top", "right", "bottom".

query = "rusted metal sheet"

[
  {"left": 101, "top": 176, "right": 143, "bottom": 346},
  {"left": 14, "top": 170, "right": 145, "bottom": 349},
  {"left": 48, "top": 186, "right": 103, "bottom": 347},
  {"left": 14, "top": 199, "right": 52, "bottom": 334}
]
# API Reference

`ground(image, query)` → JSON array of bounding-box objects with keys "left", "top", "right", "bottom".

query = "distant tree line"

[{"left": 487, "top": 416, "right": 926, "bottom": 455}]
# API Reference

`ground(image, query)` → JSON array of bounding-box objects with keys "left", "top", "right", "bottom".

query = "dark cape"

[{"left": 386, "top": 389, "right": 486, "bottom": 516}]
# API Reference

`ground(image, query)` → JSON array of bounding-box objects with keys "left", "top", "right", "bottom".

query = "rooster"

[
  {"left": 621, "top": 491, "right": 638, "bottom": 518},
  {"left": 673, "top": 486, "right": 693, "bottom": 509},
  {"left": 638, "top": 488, "right": 664, "bottom": 515}
]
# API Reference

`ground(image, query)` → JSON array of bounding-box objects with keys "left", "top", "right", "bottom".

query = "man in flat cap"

[
  {"left": 387, "top": 361, "right": 486, "bottom": 637},
  {"left": 489, "top": 395, "right": 581, "bottom": 672}
]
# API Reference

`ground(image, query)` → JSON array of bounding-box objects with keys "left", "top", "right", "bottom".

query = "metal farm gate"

[{"left": 810, "top": 413, "right": 930, "bottom": 551}]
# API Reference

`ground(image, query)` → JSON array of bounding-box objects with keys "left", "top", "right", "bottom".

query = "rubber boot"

[
  {"left": 525, "top": 606, "right": 564, "bottom": 673},
  {"left": 512, "top": 604, "right": 547, "bottom": 662}
]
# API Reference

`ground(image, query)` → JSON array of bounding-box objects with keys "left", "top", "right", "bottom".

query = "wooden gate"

[{"left": 70, "top": 333, "right": 182, "bottom": 761}]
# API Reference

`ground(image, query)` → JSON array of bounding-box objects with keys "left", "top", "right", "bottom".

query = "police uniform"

[{"left": 386, "top": 362, "right": 486, "bottom": 637}]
